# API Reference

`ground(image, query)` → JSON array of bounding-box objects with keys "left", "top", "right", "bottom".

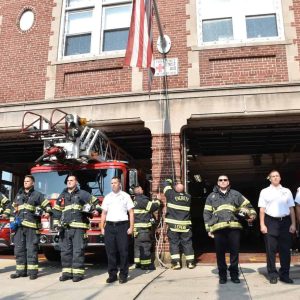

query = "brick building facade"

[{"left": 1, "top": 0, "right": 300, "bottom": 255}]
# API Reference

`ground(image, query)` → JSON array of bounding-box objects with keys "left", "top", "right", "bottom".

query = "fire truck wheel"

[{"left": 42, "top": 248, "right": 61, "bottom": 262}]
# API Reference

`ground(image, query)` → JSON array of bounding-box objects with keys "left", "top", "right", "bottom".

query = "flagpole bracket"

[{"left": 157, "top": 35, "right": 171, "bottom": 54}]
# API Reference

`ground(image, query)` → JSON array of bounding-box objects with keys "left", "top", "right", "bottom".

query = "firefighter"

[
  {"left": 0, "top": 191, "right": 11, "bottom": 217},
  {"left": 52, "top": 174, "right": 100, "bottom": 282},
  {"left": 10, "top": 175, "right": 52, "bottom": 280},
  {"left": 203, "top": 175, "right": 256, "bottom": 284},
  {"left": 163, "top": 179, "right": 195, "bottom": 270},
  {"left": 133, "top": 185, "right": 161, "bottom": 270}
]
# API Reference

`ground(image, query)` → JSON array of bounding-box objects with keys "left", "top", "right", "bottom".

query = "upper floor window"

[
  {"left": 197, "top": 0, "right": 284, "bottom": 46},
  {"left": 59, "top": 0, "right": 132, "bottom": 59}
]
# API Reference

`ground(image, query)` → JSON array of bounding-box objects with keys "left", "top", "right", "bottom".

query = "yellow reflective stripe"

[
  {"left": 134, "top": 209, "right": 148, "bottom": 214},
  {"left": 171, "top": 254, "right": 180, "bottom": 259},
  {"left": 41, "top": 199, "right": 50, "bottom": 208},
  {"left": 146, "top": 202, "right": 152, "bottom": 211},
  {"left": 72, "top": 268, "right": 85, "bottom": 275},
  {"left": 63, "top": 204, "right": 83, "bottom": 211},
  {"left": 53, "top": 204, "right": 62, "bottom": 211},
  {"left": 204, "top": 205, "right": 213, "bottom": 212},
  {"left": 16, "top": 265, "right": 26, "bottom": 270},
  {"left": 19, "top": 204, "right": 35, "bottom": 211},
  {"left": 134, "top": 258, "right": 141, "bottom": 263},
  {"left": 210, "top": 221, "right": 242, "bottom": 232},
  {"left": 90, "top": 195, "right": 98, "bottom": 204},
  {"left": 4, "top": 208, "right": 11, "bottom": 214},
  {"left": 141, "top": 259, "right": 151, "bottom": 265},
  {"left": 163, "top": 186, "right": 172, "bottom": 194},
  {"left": 167, "top": 203, "right": 190, "bottom": 212},
  {"left": 249, "top": 209, "right": 257, "bottom": 215},
  {"left": 62, "top": 268, "right": 72, "bottom": 273},
  {"left": 240, "top": 198, "right": 250, "bottom": 207},
  {"left": 134, "top": 223, "right": 152, "bottom": 228},
  {"left": 170, "top": 228, "right": 189, "bottom": 233},
  {"left": 21, "top": 220, "right": 39, "bottom": 229},
  {"left": 214, "top": 204, "right": 236, "bottom": 213},
  {"left": 27, "top": 265, "right": 39, "bottom": 270},
  {"left": 1, "top": 196, "right": 9, "bottom": 204},
  {"left": 205, "top": 224, "right": 211, "bottom": 231},
  {"left": 165, "top": 218, "right": 191, "bottom": 225},
  {"left": 69, "top": 222, "right": 89, "bottom": 229},
  {"left": 53, "top": 220, "right": 60, "bottom": 225},
  {"left": 185, "top": 255, "right": 194, "bottom": 260}
]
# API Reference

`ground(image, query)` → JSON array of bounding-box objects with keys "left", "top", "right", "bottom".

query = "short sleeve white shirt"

[
  {"left": 258, "top": 184, "right": 295, "bottom": 217},
  {"left": 101, "top": 190, "right": 134, "bottom": 222},
  {"left": 295, "top": 187, "right": 300, "bottom": 205}
]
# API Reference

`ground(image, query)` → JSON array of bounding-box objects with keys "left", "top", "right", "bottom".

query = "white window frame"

[
  {"left": 58, "top": 0, "right": 132, "bottom": 60},
  {"left": 196, "top": 0, "right": 285, "bottom": 47}
]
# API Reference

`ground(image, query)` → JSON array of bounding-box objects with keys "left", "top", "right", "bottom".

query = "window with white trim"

[
  {"left": 197, "top": 0, "right": 284, "bottom": 46},
  {"left": 59, "top": 0, "right": 132, "bottom": 59}
]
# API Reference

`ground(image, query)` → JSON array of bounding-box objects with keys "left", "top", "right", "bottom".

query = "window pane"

[
  {"left": 2, "top": 171, "right": 12, "bottom": 182},
  {"left": 66, "top": 10, "right": 93, "bottom": 34},
  {"left": 104, "top": 5, "right": 131, "bottom": 30},
  {"left": 202, "top": 18, "right": 233, "bottom": 42},
  {"left": 103, "top": 28, "right": 129, "bottom": 51},
  {"left": 65, "top": 33, "right": 91, "bottom": 55},
  {"left": 246, "top": 14, "right": 278, "bottom": 38},
  {"left": 67, "top": 0, "right": 94, "bottom": 7}
]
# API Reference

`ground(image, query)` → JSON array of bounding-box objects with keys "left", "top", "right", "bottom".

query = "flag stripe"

[{"left": 125, "top": 0, "right": 154, "bottom": 72}]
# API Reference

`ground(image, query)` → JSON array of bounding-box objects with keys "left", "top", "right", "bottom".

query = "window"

[
  {"left": 197, "top": 0, "right": 284, "bottom": 45},
  {"left": 0, "top": 171, "right": 13, "bottom": 200},
  {"left": 60, "top": 0, "right": 132, "bottom": 59}
]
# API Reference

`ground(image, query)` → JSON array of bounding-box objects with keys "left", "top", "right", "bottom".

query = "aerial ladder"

[{"left": 21, "top": 109, "right": 133, "bottom": 165}]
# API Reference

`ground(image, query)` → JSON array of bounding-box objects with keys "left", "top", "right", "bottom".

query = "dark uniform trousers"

[
  {"left": 214, "top": 228, "right": 240, "bottom": 278},
  {"left": 167, "top": 229, "right": 194, "bottom": 264},
  {"left": 105, "top": 221, "right": 129, "bottom": 279},
  {"left": 59, "top": 228, "right": 87, "bottom": 278},
  {"left": 14, "top": 226, "right": 40, "bottom": 276},
  {"left": 134, "top": 229, "right": 152, "bottom": 266},
  {"left": 264, "top": 214, "right": 292, "bottom": 279}
]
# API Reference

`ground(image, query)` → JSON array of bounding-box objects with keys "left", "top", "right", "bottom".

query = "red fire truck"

[{"left": 21, "top": 109, "right": 139, "bottom": 260}]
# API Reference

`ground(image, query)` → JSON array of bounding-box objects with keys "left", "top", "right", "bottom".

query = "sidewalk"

[{"left": 0, "top": 259, "right": 300, "bottom": 299}]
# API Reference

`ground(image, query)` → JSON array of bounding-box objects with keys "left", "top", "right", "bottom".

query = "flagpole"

[{"left": 153, "top": 0, "right": 166, "bottom": 54}]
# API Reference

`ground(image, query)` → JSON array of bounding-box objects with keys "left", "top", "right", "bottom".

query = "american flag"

[{"left": 125, "top": 0, "right": 155, "bottom": 86}]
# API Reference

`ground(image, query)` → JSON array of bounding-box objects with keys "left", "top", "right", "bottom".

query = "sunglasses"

[{"left": 218, "top": 179, "right": 228, "bottom": 182}]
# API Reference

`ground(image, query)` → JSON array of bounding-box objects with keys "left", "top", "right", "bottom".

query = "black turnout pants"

[
  {"left": 14, "top": 226, "right": 40, "bottom": 276},
  {"left": 213, "top": 228, "right": 241, "bottom": 279},
  {"left": 105, "top": 221, "right": 129, "bottom": 279},
  {"left": 167, "top": 229, "right": 194, "bottom": 264},
  {"left": 264, "top": 214, "right": 292, "bottom": 279},
  {"left": 134, "top": 229, "right": 152, "bottom": 266},
  {"left": 59, "top": 227, "right": 87, "bottom": 278}
]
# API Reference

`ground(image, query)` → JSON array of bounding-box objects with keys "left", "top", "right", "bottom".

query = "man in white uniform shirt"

[
  {"left": 100, "top": 177, "right": 134, "bottom": 284},
  {"left": 258, "top": 170, "right": 296, "bottom": 284}
]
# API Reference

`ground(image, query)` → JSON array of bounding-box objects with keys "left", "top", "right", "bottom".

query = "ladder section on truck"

[{"left": 21, "top": 108, "right": 133, "bottom": 164}]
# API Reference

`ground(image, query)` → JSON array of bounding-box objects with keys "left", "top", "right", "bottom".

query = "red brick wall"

[
  {"left": 151, "top": 133, "right": 182, "bottom": 253},
  {"left": 0, "top": 1, "right": 295, "bottom": 102},
  {"left": 199, "top": 45, "right": 289, "bottom": 86},
  {"left": 55, "top": 59, "right": 131, "bottom": 98},
  {"left": 0, "top": 0, "right": 53, "bottom": 102}
]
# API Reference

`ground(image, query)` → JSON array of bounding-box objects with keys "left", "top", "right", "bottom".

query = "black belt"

[
  {"left": 106, "top": 221, "right": 128, "bottom": 226},
  {"left": 266, "top": 214, "right": 289, "bottom": 221}
]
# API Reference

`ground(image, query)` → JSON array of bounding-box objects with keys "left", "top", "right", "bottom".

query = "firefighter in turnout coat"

[
  {"left": 133, "top": 185, "right": 160, "bottom": 270},
  {"left": 203, "top": 175, "right": 256, "bottom": 284},
  {"left": 10, "top": 175, "right": 52, "bottom": 280},
  {"left": 163, "top": 179, "right": 195, "bottom": 269},
  {"left": 52, "top": 175, "right": 100, "bottom": 282},
  {"left": 0, "top": 191, "right": 11, "bottom": 217}
]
